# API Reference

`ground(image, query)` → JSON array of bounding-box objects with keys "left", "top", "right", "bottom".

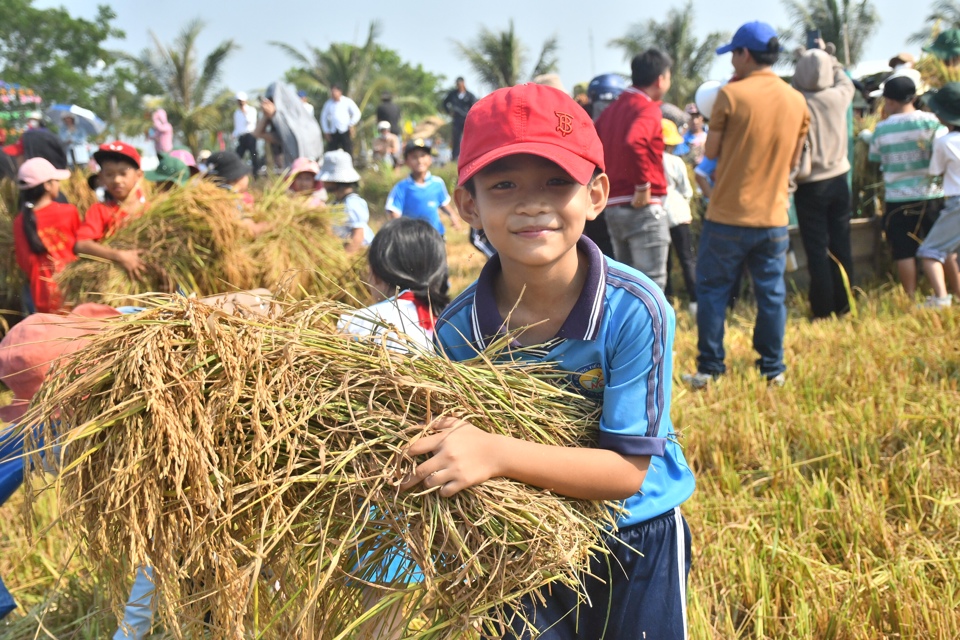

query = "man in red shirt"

[
  {"left": 74, "top": 141, "right": 147, "bottom": 279},
  {"left": 594, "top": 49, "right": 673, "bottom": 291}
]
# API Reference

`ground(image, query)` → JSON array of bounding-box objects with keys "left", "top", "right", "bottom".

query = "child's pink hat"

[
  {"left": 17, "top": 158, "right": 70, "bottom": 189},
  {"left": 290, "top": 157, "right": 320, "bottom": 176},
  {"left": 457, "top": 83, "right": 605, "bottom": 186}
]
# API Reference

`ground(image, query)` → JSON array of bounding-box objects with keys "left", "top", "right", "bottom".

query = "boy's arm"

[
  {"left": 704, "top": 91, "right": 730, "bottom": 160},
  {"left": 385, "top": 184, "right": 403, "bottom": 219},
  {"left": 402, "top": 420, "right": 649, "bottom": 499},
  {"left": 694, "top": 172, "right": 713, "bottom": 199},
  {"left": 438, "top": 204, "right": 463, "bottom": 229},
  {"left": 74, "top": 240, "right": 145, "bottom": 280},
  {"left": 406, "top": 302, "right": 669, "bottom": 500}
]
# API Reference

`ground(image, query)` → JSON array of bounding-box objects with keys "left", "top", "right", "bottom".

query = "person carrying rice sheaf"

[
  {"left": 409, "top": 83, "right": 695, "bottom": 640},
  {"left": 74, "top": 142, "right": 149, "bottom": 280}
]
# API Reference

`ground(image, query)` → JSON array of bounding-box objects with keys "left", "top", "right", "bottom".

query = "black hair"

[
  {"left": 631, "top": 49, "right": 673, "bottom": 87},
  {"left": 456, "top": 76, "right": 465, "bottom": 83},
  {"left": 331, "top": 83, "right": 342, "bottom": 91},
  {"left": 19, "top": 183, "right": 49, "bottom": 255},
  {"left": 744, "top": 37, "right": 781, "bottom": 66},
  {"left": 368, "top": 217, "right": 450, "bottom": 315},
  {"left": 461, "top": 166, "right": 604, "bottom": 198},
  {"left": 97, "top": 153, "right": 139, "bottom": 172}
]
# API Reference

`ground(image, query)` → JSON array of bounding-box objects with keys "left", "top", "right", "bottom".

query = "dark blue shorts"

[{"left": 498, "top": 508, "right": 691, "bottom": 640}]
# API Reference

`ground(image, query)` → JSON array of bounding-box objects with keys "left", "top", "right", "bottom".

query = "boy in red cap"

[
  {"left": 74, "top": 141, "right": 148, "bottom": 279},
  {"left": 404, "top": 83, "right": 694, "bottom": 640}
]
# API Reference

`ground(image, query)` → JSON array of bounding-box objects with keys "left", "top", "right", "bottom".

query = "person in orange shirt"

[
  {"left": 74, "top": 141, "right": 148, "bottom": 279},
  {"left": 13, "top": 158, "right": 82, "bottom": 314}
]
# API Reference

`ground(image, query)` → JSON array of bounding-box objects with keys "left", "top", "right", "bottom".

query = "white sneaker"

[
  {"left": 687, "top": 302, "right": 698, "bottom": 317},
  {"left": 681, "top": 371, "right": 715, "bottom": 389},
  {"left": 767, "top": 373, "right": 786, "bottom": 387},
  {"left": 921, "top": 295, "right": 953, "bottom": 309}
]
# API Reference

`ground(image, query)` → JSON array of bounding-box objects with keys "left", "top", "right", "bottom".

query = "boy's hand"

[
  {"left": 400, "top": 417, "right": 504, "bottom": 497},
  {"left": 631, "top": 187, "right": 651, "bottom": 209},
  {"left": 116, "top": 249, "right": 146, "bottom": 280},
  {"left": 260, "top": 98, "right": 276, "bottom": 119}
]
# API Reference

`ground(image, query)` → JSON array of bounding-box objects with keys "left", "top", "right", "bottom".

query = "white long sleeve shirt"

[
  {"left": 233, "top": 104, "right": 258, "bottom": 137},
  {"left": 320, "top": 96, "right": 361, "bottom": 134}
]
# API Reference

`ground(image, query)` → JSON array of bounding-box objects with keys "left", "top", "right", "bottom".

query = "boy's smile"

[{"left": 456, "top": 154, "right": 608, "bottom": 269}]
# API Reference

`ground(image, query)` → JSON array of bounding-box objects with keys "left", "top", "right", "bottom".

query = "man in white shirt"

[
  {"left": 320, "top": 84, "right": 361, "bottom": 157},
  {"left": 233, "top": 91, "right": 260, "bottom": 174}
]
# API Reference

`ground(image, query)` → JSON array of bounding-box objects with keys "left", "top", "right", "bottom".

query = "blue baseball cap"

[{"left": 716, "top": 21, "right": 779, "bottom": 55}]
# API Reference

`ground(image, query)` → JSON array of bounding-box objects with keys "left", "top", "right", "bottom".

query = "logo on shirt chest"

[{"left": 570, "top": 363, "right": 605, "bottom": 399}]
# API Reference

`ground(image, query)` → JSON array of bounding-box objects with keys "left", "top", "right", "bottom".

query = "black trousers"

[
  {"left": 666, "top": 223, "right": 698, "bottom": 302},
  {"left": 235, "top": 133, "right": 261, "bottom": 174},
  {"left": 583, "top": 212, "right": 615, "bottom": 258},
  {"left": 452, "top": 119, "right": 466, "bottom": 160},
  {"left": 794, "top": 174, "right": 854, "bottom": 318},
  {"left": 327, "top": 130, "right": 353, "bottom": 157}
]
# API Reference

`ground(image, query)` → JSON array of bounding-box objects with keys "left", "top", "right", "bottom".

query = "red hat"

[
  {"left": 93, "top": 141, "right": 141, "bottom": 169},
  {"left": 457, "top": 83, "right": 604, "bottom": 187}
]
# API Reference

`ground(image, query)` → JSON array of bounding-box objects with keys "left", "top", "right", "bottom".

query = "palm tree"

[
  {"left": 272, "top": 22, "right": 386, "bottom": 118},
  {"left": 134, "top": 18, "right": 238, "bottom": 154},
  {"left": 452, "top": 20, "right": 559, "bottom": 90},
  {"left": 909, "top": 0, "right": 960, "bottom": 44},
  {"left": 609, "top": 1, "right": 727, "bottom": 106},
  {"left": 782, "top": 0, "right": 880, "bottom": 66}
]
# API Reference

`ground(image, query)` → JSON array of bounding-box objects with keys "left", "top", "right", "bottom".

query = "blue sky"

[{"left": 41, "top": 0, "right": 917, "bottom": 98}]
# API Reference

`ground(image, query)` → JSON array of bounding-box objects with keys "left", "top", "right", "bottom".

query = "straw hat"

[{"left": 318, "top": 150, "right": 361, "bottom": 183}]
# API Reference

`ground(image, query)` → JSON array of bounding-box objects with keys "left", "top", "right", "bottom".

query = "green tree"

[
  {"left": 452, "top": 20, "right": 559, "bottom": 90},
  {"left": 0, "top": 0, "right": 124, "bottom": 106},
  {"left": 782, "top": 0, "right": 880, "bottom": 66},
  {"left": 909, "top": 0, "right": 960, "bottom": 44},
  {"left": 273, "top": 22, "right": 384, "bottom": 116},
  {"left": 609, "top": 1, "right": 727, "bottom": 106},
  {"left": 131, "top": 18, "right": 238, "bottom": 154}
]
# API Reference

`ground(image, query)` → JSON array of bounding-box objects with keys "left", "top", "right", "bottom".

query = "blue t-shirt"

[
  {"left": 385, "top": 173, "right": 451, "bottom": 235},
  {"left": 331, "top": 192, "right": 374, "bottom": 246},
  {"left": 435, "top": 236, "right": 695, "bottom": 527}
]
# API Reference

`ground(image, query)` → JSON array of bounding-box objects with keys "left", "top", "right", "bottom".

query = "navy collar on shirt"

[{"left": 470, "top": 236, "right": 607, "bottom": 349}]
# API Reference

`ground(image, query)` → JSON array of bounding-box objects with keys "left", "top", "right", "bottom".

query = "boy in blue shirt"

[
  {"left": 401, "top": 83, "right": 695, "bottom": 640},
  {"left": 386, "top": 139, "right": 462, "bottom": 236}
]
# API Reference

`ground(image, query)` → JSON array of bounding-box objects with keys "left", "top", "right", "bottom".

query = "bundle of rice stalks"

[
  {"left": 58, "top": 181, "right": 257, "bottom": 306},
  {"left": 21, "top": 296, "right": 612, "bottom": 639},
  {"left": 0, "top": 178, "right": 24, "bottom": 307},
  {"left": 247, "top": 180, "right": 370, "bottom": 304},
  {"left": 59, "top": 169, "right": 98, "bottom": 215}
]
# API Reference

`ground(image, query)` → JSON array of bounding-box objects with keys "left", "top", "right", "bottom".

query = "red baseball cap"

[
  {"left": 93, "top": 140, "right": 141, "bottom": 169},
  {"left": 457, "top": 83, "right": 604, "bottom": 187}
]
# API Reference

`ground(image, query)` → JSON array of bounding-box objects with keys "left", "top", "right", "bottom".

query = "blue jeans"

[
  {"left": 695, "top": 221, "right": 789, "bottom": 378},
  {"left": 113, "top": 566, "right": 154, "bottom": 639}
]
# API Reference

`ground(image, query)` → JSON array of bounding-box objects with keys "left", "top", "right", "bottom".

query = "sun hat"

[
  {"left": 93, "top": 141, "right": 141, "bottom": 169},
  {"left": 888, "top": 52, "right": 915, "bottom": 68},
  {"left": 377, "top": 120, "right": 392, "bottom": 130},
  {"left": 198, "top": 149, "right": 212, "bottom": 162},
  {"left": 923, "top": 29, "right": 960, "bottom": 61},
  {"left": 206, "top": 151, "right": 251, "bottom": 183},
  {"left": 318, "top": 149, "right": 361, "bottom": 183},
  {"left": 17, "top": 157, "right": 70, "bottom": 189},
  {"left": 661, "top": 119, "right": 684, "bottom": 146},
  {"left": 694, "top": 80, "right": 727, "bottom": 120},
  {"left": 403, "top": 138, "right": 433, "bottom": 158},
  {"left": 144, "top": 154, "right": 192, "bottom": 186},
  {"left": 168, "top": 149, "right": 200, "bottom": 175},
  {"left": 716, "top": 21, "right": 779, "bottom": 55},
  {"left": 236, "top": 91, "right": 248, "bottom": 102},
  {"left": 456, "top": 83, "right": 605, "bottom": 187},
  {"left": 290, "top": 156, "right": 320, "bottom": 177},
  {"left": 924, "top": 82, "right": 960, "bottom": 126},
  {"left": 883, "top": 76, "right": 917, "bottom": 103}
]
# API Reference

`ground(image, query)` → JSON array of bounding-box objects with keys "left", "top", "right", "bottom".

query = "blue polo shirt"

[
  {"left": 435, "top": 236, "right": 695, "bottom": 527},
  {"left": 385, "top": 172, "right": 451, "bottom": 235}
]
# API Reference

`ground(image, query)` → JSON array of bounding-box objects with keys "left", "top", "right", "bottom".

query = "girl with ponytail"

[
  {"left": 14, "top": 158, "right": 81, "bottom": 314},
  {"left": 339, "top": 217, "right": 450, "bottom": 351}
]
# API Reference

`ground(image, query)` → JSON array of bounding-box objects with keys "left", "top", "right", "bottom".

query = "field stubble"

[{"left": 0, "top": 232, "right": 958, "bottom": 638}]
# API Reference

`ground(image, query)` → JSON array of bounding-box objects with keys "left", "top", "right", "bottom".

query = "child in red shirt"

[
  {"left": 75, "top": 141, "right": 148, "bottom": 279},
  {"left": 13, "top": 158, "right": 81, "bottom": 313}
]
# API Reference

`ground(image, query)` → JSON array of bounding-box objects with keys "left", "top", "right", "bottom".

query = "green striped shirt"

[{"left": 869, "top": 111, "right": 946, "bottom": 202}]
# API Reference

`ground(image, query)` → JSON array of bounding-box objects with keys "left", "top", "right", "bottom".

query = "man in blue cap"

[{"left": 682, "top": 21, "right": 810, "bottom": 390}]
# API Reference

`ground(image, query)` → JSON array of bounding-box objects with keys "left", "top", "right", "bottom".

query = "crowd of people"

[{"left": 3, "top": 17, "right": 960, "bottom": 640}]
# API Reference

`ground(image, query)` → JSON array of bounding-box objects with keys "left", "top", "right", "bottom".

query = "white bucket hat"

[{"left": 318, "top": 149, "right": 361, "bottom": 183}]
